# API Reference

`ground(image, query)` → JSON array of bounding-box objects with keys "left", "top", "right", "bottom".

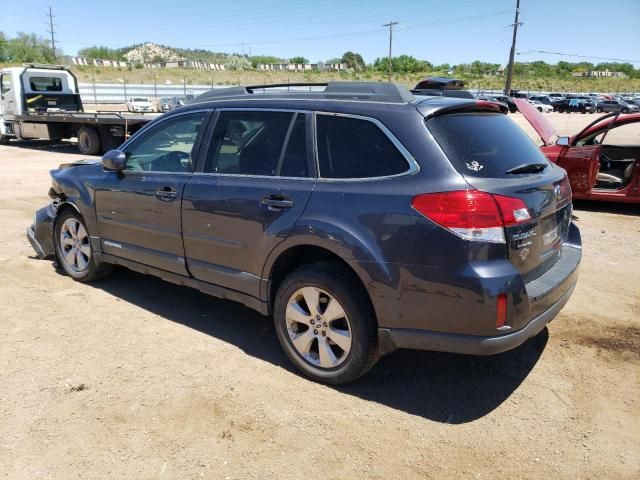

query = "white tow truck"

[{"left": 0, "top": 64, "right": 154, "bottom": 154}]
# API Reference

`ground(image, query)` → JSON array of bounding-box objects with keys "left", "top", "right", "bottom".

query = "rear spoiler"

[
  {"left": 411, "top": 88, "right": 475, "bottom": 99},
  {"left": 425, "top": 100, "right": 509, "bottom": 118}
]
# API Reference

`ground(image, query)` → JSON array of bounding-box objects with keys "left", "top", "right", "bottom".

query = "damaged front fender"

[{"left": 27, "top": 203, "right": 57, "bottom": 259}]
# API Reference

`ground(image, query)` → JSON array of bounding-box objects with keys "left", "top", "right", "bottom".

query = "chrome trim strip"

[{"left": 191, "top": 172, "right": 315, "bottom": 181}]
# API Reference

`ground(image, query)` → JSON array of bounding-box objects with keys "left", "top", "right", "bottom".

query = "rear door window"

[
  {"left": 426, "top": 113, "right": 550, "bottom": 178},
  {"left": 316, "top": 114, "right": 410, "bottom": 179},
  {"left": 204, "top": 110, "right": 309, "bottom": 177}
]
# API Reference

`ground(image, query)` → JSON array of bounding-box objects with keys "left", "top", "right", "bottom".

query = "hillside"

[{"left": 121, "top": 42, "right": 233, "bottom": 64}]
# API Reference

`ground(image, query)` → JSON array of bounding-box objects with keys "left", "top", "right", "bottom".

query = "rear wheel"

[
  {"left": 54, "top": 210, "right": 112, "bottom": 282},
  {"left": 77, "top": 126, "right": 101, "bottom": 155},
  {"left": 622, "top": 108, "right": 629, "bottom": 114},
  {"left": 0, "top": 134, "right": 10, "bottom": 145},
  {"left": 273, "top": 262, "right": 378, "bottom": 384},
  {"left": 597, "top": 107, "right": 603, "bottom": 113}
]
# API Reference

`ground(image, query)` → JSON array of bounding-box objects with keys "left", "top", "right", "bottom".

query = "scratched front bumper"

[{"left": 27, "top": 203, "right": 56, "bottom": 259}]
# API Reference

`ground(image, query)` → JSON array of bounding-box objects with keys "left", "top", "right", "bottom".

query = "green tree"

[
  {"left": 249, "top": 55, "right": 282, "bottom": 68},
  {"left": 373, "top": 55, "right": 431, "bottom": 74},
  {"left": 289, "top": 56, "right": 309, "bottom": 64},
  {"left": 2, "top": 32, "right": 55, "bottom": 63},
  {"left": 341, "top": 51, "right": 365, "bottom": 71},
  {"left": 78, "top": 45, "right": 123, "bottom": 60}
]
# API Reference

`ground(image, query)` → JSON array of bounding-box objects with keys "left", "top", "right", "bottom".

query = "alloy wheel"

[
  {"left": 285, "top": 287, "right": 352, "bottom": 368},
  {"left": 59, "top": 218, "right": 91, "bottom": 272}
]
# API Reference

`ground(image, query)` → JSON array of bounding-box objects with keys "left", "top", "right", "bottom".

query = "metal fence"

[
  {"left": 78, "top": 82, "right": 329, "bottom": 103},
  {"left": 78, "top": 82, "right": 228, "bottom": 103},
  {"left": 78, "top": 82, "right": 639, "bottom": 104}
]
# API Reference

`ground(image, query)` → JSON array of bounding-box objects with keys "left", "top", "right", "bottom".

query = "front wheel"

[
  {"left": 622, "top": 108, "right": 629, "bottom": 114},
  {"left": 597, "top": 107, "right": 603, "bottom": 113},
  {"left": 273, "top": 262, "right": 378, "bottom": 384},
  {"left": 54, "top": 210, "right": 112, "bottom": 282},
  {"left": 0, "top": 134, "right": 10, "bottom": 145}
]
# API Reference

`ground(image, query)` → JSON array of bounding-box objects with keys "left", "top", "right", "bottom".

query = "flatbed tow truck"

[{"left": 0, "top": 64, "right": 155, "bottom": 154}]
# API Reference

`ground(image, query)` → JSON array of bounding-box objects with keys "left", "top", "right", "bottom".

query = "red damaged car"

[{"left": 515, "top": 99, "right": 640, "bottom": 203}]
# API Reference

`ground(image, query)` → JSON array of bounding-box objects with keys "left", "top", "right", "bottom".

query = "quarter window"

[
  {"left": 124, "top": 112, "right": 207, "bottom": 173},
  {"left": 316, "top": 115, "right": 410, "bottom": 178},
  {"left": 204, "top": 111, "right": 308, "bottom": 177}
]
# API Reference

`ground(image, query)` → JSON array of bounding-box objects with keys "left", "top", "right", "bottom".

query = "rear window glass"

[
  {"left": 426, "top": 113, "right": 550, "bottom": 178},
  {"left": 316, "top": 115, "right": 410, "bottom": 178},
  {"left": 28, "top": 76, "right": 63, "bottom": 92}
]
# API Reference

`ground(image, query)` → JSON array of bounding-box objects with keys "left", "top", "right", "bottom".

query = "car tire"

[
  {"left": 77, "top": 127, "right": 101, "bottom": 155},
  {"left": 597, "top": 107, "right": 603, "bottom": 113},
  {"left": 54, "top": 209, "right": 113, "bottom": 282},
  {"left": 537, "top": 107, "right": 542, "bottom": 112},
  {"left": 273, "top": 262, "right": 378, "bottom": 384},
  {"left": 622, "top": 108, "right": 629, "bottom": 114},
  {"left": 0, "top": 134, "right": 10, "bottom": 145}
]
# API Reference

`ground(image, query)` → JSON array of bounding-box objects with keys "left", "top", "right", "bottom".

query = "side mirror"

[
  {"left": 556, "top": 136, "right": 570, "bottom": 147},
  {"left": 102, "top": 149, "right": 126, "bottom": 172}
]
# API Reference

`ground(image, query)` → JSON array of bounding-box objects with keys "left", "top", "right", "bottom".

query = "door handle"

[
  {"left": 155, "top": 186, "right": 178, "bottom": 201},
  {"left": 261, "top": 194, "right": 294, "bottom": 211}
]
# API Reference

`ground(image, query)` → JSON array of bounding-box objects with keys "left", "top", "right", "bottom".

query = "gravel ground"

[{"left": 0, "top": 112, "right": 639, "bottom": 479}]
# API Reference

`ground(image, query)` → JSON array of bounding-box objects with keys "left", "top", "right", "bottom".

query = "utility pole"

[
  {"left": 46, "top": 6, "right": 57, "bottom": 60},
  {"left": 382, "top": 21, "right": 399, "bottom": 82},
  {"left": 503, "top": 0, "right": 522, "bottom": 95}
]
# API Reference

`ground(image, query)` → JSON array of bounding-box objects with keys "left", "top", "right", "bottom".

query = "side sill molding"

[{"left": 95, "top": 252, "right": 270, "bottom": 316}]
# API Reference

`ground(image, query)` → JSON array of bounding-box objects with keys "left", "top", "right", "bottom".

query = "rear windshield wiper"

[{"left": 506, "top": 163, "right": 548, "bottom": 174}]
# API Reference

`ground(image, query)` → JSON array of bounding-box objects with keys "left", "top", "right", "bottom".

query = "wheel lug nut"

[
  {"left": 322, "top": 331, "right": 326, "bottom": 337},
  {"left": 310, "top": 319, "right": 315, "bottom": 325},
  {"left": 316, "top": 315, "right": 321, "bottom": 320},
  {"left": 313, "top": 329, "right": 318, "bottom": 335},
  {"left": 323, "top": 322, "right": 327, "bottom": 327}
]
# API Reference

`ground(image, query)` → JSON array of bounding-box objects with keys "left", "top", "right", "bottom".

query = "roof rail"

[
  {"left": 191, "top": 81, "right": 415, "bottom": 104},
  {"left": 22, "top": 63, "right": 70, "bottom": 70}
]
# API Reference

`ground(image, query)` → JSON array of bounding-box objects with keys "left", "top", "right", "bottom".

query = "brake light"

[
  {"left": 411, "top": 190, "right": 530, "bottom": 243},
  {"left": 496, "top": 294, "right": 508, "bottom": 329}
]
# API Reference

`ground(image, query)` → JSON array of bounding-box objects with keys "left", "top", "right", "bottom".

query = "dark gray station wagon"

[{"left": 28, "top": 82, "right": 581, "bottom": 384}]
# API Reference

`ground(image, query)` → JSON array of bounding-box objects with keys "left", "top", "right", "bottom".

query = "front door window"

[{"left": 124, "top": 112, "right": 208, "bottom": 173}]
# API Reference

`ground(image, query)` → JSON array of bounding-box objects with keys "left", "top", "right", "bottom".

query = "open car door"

[
  {"left": 558, "top": 113, "right": 623, "bottom": 197},
  {"left": 515, "top": 99, "right": 610, "bottom": 198}
]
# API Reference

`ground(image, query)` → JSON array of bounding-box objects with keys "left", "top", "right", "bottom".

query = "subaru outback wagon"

[{"left": 27, "top": 82, "right": 582, "bottom": 384}]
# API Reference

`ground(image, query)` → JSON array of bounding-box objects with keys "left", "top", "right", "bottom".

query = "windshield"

[
  {"left": 426, "top": 113, "right": 550, "bottom": 178},
  {"left": 132, "top": 98, "right": 148, "bottom": 102}
]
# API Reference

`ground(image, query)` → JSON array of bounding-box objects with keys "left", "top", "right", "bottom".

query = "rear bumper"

[{"left": 378, "top": 280, "right": 576, "bottom": 356}]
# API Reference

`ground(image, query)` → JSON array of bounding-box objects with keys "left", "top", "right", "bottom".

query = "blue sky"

[{"left": 2, "top": 0, "right": 639, "bottom": 65}]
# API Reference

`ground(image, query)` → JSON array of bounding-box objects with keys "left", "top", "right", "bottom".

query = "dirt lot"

[{"left": 1, "top": 112, "right": 639, "bottom": 479}]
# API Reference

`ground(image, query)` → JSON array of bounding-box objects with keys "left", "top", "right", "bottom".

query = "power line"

[
  {"left": 503, "top": 0, "right": 522, "bottom": 95},
  {"left": 517, "top": 50, "right": 640, "bottom": 64},
  {"left": 382, "top": 21, "right": 399, "bottom": 81},
  {"left": 46, "top": 6, "right": 57, "bottom": 59}
]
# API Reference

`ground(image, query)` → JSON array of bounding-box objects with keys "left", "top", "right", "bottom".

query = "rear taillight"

[{"left": 411, "top": 189, "right": 531, "bottom": 243}]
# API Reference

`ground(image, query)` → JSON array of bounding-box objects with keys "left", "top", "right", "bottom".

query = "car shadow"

[
  {"left": 573, "top": 200, "right": 639, "bottom": 217},
  {"left": 3, "top": 139, "right": 87, "bottom": 155},
  {"left": 76, "top": 266, "right": 547, "bottom": 424}
]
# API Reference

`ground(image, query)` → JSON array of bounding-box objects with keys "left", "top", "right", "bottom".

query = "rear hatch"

[{"left": 425, "top": 110, "right": 572, "bottom": 282}]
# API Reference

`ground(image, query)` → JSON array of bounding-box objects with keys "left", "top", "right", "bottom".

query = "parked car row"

[{"left": 476, "top": 91, "right": 640, "bottom": 115}]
